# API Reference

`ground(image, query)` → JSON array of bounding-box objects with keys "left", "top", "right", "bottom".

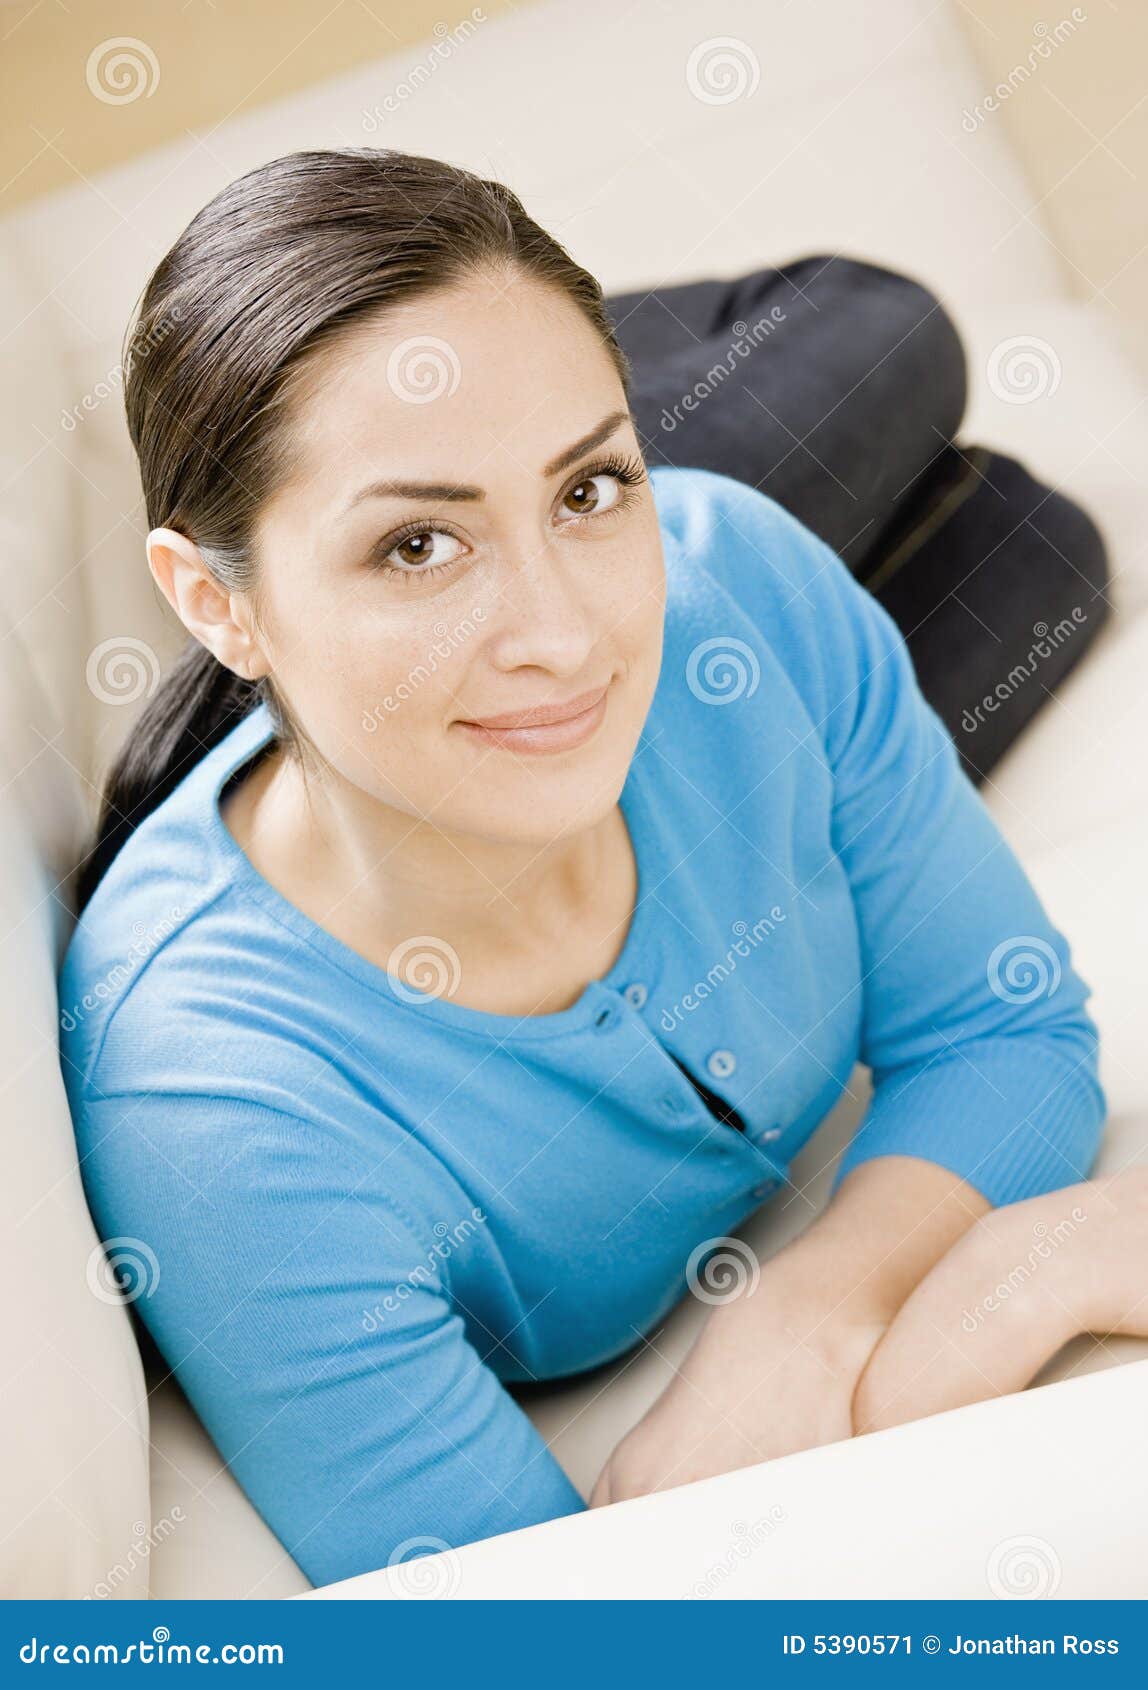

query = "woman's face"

[{"left": 248, "top": 267, "right": 667, "bottom": 849}]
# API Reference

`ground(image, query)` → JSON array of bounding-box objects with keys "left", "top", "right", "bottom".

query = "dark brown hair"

[{"left": 75, "top": 146, "right": 634, "bottom": 911}]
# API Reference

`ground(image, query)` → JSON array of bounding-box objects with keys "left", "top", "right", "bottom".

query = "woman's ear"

[{"left": 146, "top": 527, "right": 271, "bottom": 681}]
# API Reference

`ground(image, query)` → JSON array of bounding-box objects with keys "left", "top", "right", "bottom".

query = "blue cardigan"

[{"left": 58, "top": 465, "right": 1105, "bottom": 1588}]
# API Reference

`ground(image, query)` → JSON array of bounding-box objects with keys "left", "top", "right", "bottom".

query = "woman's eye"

[
  {"left": 378, "top": 528, "right": 465, "bottom": 575},
  {"left": 371, "top": 456, "right": 643, "bottom": 578},
  {"left": 557, "top": 472, "right": 626, "bottom": 523}
]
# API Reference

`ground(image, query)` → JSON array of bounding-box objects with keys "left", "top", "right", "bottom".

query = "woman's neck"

[{"left": 220, "top": 743, "right": 638, "bottom": 1014}]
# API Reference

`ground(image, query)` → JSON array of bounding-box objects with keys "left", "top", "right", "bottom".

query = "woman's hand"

[
  {"left": 590, "top": 1155, "right": 990, "bottom": 1507},
  {"left": 589, "top": 1295, "right": 885, "bottom": 1506},
  {"left": 852, "top": 1168, "right": 1148, "bottom": 1434}
]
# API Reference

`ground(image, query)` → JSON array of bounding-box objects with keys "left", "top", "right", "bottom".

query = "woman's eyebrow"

[
  {"left": 543, "top": 408, "right": 631, "bottom": 477},
  {"left": 336, "top": 409, "right": 632, "bottom": 520}
]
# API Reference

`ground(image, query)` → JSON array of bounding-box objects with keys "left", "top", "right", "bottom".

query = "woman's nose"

[{"left": 483, "top": 536, "right": 599, "bottom": 670}]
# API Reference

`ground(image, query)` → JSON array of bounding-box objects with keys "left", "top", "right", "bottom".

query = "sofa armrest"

[{"left": 297, "top": 1360, "right": 1148, "bottom": 1600}]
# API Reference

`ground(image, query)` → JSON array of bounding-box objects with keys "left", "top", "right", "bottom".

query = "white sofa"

[{"left": 3, "top": 0, "right": 1147, "bottom": 1601}]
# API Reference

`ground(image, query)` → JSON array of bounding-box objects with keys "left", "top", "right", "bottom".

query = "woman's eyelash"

[
  {"left": 368, "top": 450, "right": 648, "bottom": 580},
  {"left": 572, "top": 449, "right": 647, "bottom": 493}
]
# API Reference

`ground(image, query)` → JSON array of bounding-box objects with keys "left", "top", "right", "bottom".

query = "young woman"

[{"left": 59, "top": 148, "right": 1106, "bottom": 1590}]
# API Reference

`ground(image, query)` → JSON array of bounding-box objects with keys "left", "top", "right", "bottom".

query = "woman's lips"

[{"left": 456, "top": 683, "right": 610, "bottom": 755}]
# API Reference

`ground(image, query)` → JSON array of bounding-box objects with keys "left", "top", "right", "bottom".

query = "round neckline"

[{"left": 201, "top": 700, "right": 664, "bottom": 1041}]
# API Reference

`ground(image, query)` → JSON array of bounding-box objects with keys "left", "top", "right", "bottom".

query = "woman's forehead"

[{"left": 279, "top": 335, "right": 627, "bottom": 517}]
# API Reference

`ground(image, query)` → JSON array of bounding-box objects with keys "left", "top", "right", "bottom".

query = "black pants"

[
  {"left": 604, "top": 256, "right": 1111, "bottom": 781},
  {"left": 605, "top": 254, "right": 966, "bottom": 573}
]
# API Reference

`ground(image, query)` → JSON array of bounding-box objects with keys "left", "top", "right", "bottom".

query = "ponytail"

[{"left": 75, "top": 641, "right": 262, "bottom": 913}]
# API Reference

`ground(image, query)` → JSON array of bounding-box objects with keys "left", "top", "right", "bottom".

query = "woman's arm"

[
  {"left": 74, "top": 1087, "right": 587, "bottom": 1586},
  {"left": 694, "top": 473, "right": 1107, "bottom": 1212},
  {"left": 853, "top": 1167, "right": 1148, "bottom": 1434},
  {"left": 594, "top": 477, "right": 1108, "bottom": 1506},
  {"left": 591, "top": 1154, "right": 989, "bottom": 1505}
]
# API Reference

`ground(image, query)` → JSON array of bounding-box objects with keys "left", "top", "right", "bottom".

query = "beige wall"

[
  {"left": 0, "top": 0, "right": 516, "bottom": 207},
  {"left": 956, "top": 0, "right": 1148, "bottom": 373}
]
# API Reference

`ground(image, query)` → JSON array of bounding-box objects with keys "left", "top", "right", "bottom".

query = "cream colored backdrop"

[
  {"left": 0, "top": 0, "right": 518, "bottom": 203},
  {"left": 4, "top": 0, "right": 1145, "bottom": 380},
  {"left": 960, "top": 0, "right": 1148, "bottom": 378}
]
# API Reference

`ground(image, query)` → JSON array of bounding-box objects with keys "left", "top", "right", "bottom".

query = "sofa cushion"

[
  {"left": 0, "top": 244, "right": 154, "bottom": 1597},
  {"left": 0, "top": 778, "right": 151, "bottom": 1597},
  {"left": 145, "top": 1368, "right": 311, "bottom": 1601},
  {"left": 0, "top": 246, "right": 90, "bottom": 784}
]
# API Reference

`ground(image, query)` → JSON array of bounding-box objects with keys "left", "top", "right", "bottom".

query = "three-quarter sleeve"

[
  {"left": 73, "top": 1090, "right": 586, "bottom": 1590},
  {"left": 696, "top": 469, "right": 1107, "bottom": 1207}
]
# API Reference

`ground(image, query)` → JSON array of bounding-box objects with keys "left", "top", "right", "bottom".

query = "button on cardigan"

[{"left": 58, "top": 464, "right": 1106, "bottom": 1589}]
